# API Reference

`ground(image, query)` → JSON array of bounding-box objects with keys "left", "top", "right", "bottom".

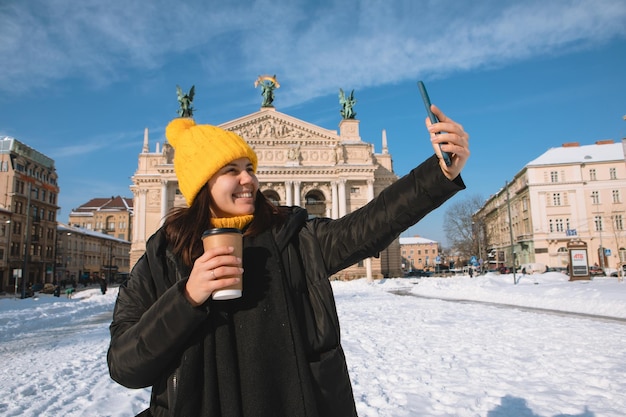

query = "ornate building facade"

[{"left": 130, "top": 105, "right": 403, "bottom": 279}]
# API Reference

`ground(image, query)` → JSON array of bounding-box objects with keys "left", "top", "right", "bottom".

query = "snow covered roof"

[
  {"left": 527, "top": 141, "right": 624, "bottom": 166},
  {"left": 399, "top": 236, "right": 438, "bottom": 245}
]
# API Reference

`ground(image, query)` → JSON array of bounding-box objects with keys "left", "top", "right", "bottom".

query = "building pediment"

[
  {"left": 219, "top": 107, "right": 340, "bottom": 145},
  {"left": 219, "top": 108, "right": 375, "bottom": 168}
]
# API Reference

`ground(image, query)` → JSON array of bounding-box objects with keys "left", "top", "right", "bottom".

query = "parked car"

[
  {"left": 610, "top": 265, "right": 626, "bottom": 277},
  {"left": 41, "top": 283, "right": 56, "bottom": 294},
  {"left": 589, "top": 265, "right": 605, "bottom": 276},
  {"left": 545, "top": 266, "right": 568, "bottom": 273},
  {"left": 404, "top": 269, "right": 432, "bottom": 277}
]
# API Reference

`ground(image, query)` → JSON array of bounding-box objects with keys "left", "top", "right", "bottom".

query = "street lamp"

[
  {"left": 67, "top": 230, "right": 87, "bottom": 286},
  {"left": 53, "top": 228, "right": 62, "bottom": 285},
  {"left": 108, "top": 238, "right": 114, "bottom": 283},
  {"left": 21, "top": 181, "right": 33, "bottom": 298},
  {"left": 2, "top": 219, "right": 10, "bottom": 292},
  {"left": 505, "top": 180, "right": 518, "bottom": 284}
]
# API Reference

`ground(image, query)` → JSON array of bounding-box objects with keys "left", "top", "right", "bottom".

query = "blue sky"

[{"left": 1, "top": 0, "right": 625, "bottom": 246}]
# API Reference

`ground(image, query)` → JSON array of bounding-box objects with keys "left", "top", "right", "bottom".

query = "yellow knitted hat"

[{"left": 165, "top": 118, "right": 258, "bottom": 206}]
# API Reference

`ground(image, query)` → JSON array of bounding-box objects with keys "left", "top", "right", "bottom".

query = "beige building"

[
  {"left": 68, "top": 196, "right": 133, "bottom": 241},
  {"left": 399, "top": 236, "right": 442, "bottom": 272},
  {"left": 476, "top": 139, "right": 626, "bottom": 272},
  {"left": 55, "top": 223, "right": 131, "bottom": 285},
  {"left": 130, "top": 106, "right": 403, "bottom": 279},
  {"left": 0, "top": 136, "right": 59, "bottom": 294}
]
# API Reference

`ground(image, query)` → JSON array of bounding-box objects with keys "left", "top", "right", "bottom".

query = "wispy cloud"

[
  {"left": 1, "top": 0, "right": 625, "bottom": 104},
  {"left": 48, "top": 131, "right": 139, "bottom": 159}
]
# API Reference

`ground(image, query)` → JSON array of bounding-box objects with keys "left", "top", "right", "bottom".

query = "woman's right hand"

[
  {"left": 426, "top": 104, "right": 470, "bottom": 180},
  {"left": 184, "top": 246, "right": 243, "bottom": 307}
]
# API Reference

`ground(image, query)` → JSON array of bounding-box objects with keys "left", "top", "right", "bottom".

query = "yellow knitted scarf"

[{"left": 210, "top": 214, "right": 254, "bottom": 230}]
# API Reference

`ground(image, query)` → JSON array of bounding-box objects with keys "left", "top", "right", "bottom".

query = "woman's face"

[{"left": 208, "top": 158, "right": 258, "bottom": 218}]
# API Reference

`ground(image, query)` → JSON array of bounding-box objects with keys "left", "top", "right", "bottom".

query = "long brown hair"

[{"left": 164, "top": 185, "right": 287, "bottom": 267}]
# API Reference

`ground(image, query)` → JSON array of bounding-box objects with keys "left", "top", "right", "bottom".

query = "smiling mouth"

[{"left": 234, "top": 192, "right": 254, "bottom": 199}]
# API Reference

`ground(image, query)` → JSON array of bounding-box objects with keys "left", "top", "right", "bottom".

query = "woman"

[{"left": 108, "top": 105, "right": 469, "bottom": 417}]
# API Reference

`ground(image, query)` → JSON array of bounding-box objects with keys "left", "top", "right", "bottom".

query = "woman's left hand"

[{"left": 426, "top": 105, "right": 470, "bottom": 180}]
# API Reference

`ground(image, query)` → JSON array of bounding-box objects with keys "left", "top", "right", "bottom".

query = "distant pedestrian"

[
  {"left": 469, "top": 267, "right": 473, "bottom": 278},
  {"left": 100, "top": 277, "right": 108, "bottom": 295},
  {"left": 65, "top": 288, "right": 75, "bottom": 299}
]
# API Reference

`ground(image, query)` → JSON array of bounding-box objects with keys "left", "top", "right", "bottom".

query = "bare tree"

[{"left": 443, "top": 194, "right": 485, "bottom": 262}]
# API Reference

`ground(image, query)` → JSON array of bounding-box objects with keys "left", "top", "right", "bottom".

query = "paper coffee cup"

[{"left": 201, "top": 228, "right": 243, "bottom": 300}]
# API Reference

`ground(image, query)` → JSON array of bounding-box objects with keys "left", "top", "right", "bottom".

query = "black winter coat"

[{"left": 108, "top": 155, "right": 464, "bottom": 417}]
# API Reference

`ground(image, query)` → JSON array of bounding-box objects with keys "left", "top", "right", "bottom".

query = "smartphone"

[{"left": 417, "top": 81, "right": 451, "bottom": 166}]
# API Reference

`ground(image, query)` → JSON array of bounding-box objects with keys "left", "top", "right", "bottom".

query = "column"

[
  {"left": 338, "top": 179, "right": 347, "bottom": 217},
  {"left": 367, "top": 179, "right": 375, "bottom": 200},
  {"left": 138, "top": 189, "right": 148, "bottom": 243},
  {"left": 331, "top": 181, "right": 339, "bottom": 219},
  {"left": 365, "top": 179, "right": 375, "bottom": 281},
  {"left": 365, "top": 258, "right": 373, "bottom": 281},
  {"left": 293, "top": 181, "right": 301, "bottom": 206},
  {"left": 285, "top": 181, "right": 293, "bottom": 206},
  {"left": 160, "top": 180, "right": 168, "bottom": 227}
]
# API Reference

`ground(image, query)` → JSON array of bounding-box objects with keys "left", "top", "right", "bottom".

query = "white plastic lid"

[{"left": 212, "top": 289, "right": 242, "bottom": 301}]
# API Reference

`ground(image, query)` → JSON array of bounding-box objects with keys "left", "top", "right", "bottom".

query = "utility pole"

[
  {"left": 108, "top": 239, "right": 114, "bottom": 283},
  {"left": 21, "top": 181, "right": 32, "bottom": 298},
  {"left": 506, "top": 181, "right": 517, "bottom": 284}
]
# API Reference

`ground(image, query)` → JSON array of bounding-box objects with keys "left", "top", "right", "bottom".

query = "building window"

[
  {"left": 591, "top": 191, "right": 600, "bottom": 205},
  {"left": 613, "top": 215, "right": 624, "bottom": 231},
  {"left": 613, "top": 190, "right": 621, "bottom": 203},
  {"left": 552, "top": 193, "right": 561, "bottom": 206},
  {"left": 589, "top": 169, "right": 596, "bottom": 181},
  {"left": 594, "top": 215, "right": 603, "bottom": 232},
  {"left": 610, "top": 167, "right": 617, "bottom": 180},
  {"left": 550, "top": 171, "right": 558, "bottom": 183},
  {"left": 549, "top": 219, "right": 554, "bottom": 233},
  {"left": 555, "top": 219, "right": 564, "bottom": 232}
]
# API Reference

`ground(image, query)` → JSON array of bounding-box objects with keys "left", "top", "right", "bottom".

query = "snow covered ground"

[{"left": 1, "top": 271, "right": 625, "bottom": 416}]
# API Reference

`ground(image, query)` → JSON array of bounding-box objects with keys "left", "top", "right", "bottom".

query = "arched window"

[
  {"left": 262, "top": 190, "right": 281, "bottom": 206},
  {"left": 305, "top": 190, "right": 325, "bottom": 218}
]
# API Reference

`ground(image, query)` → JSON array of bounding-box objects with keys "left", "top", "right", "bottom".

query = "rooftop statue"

[
  {"left": 339, "top": 88, "right": 357, "bottom": 119},
  {"left": 176, "top": 85, "right": 195, "bottom": 118},
  {"left": 254, "top": 75, "right": 280, "bottom": 107}
]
